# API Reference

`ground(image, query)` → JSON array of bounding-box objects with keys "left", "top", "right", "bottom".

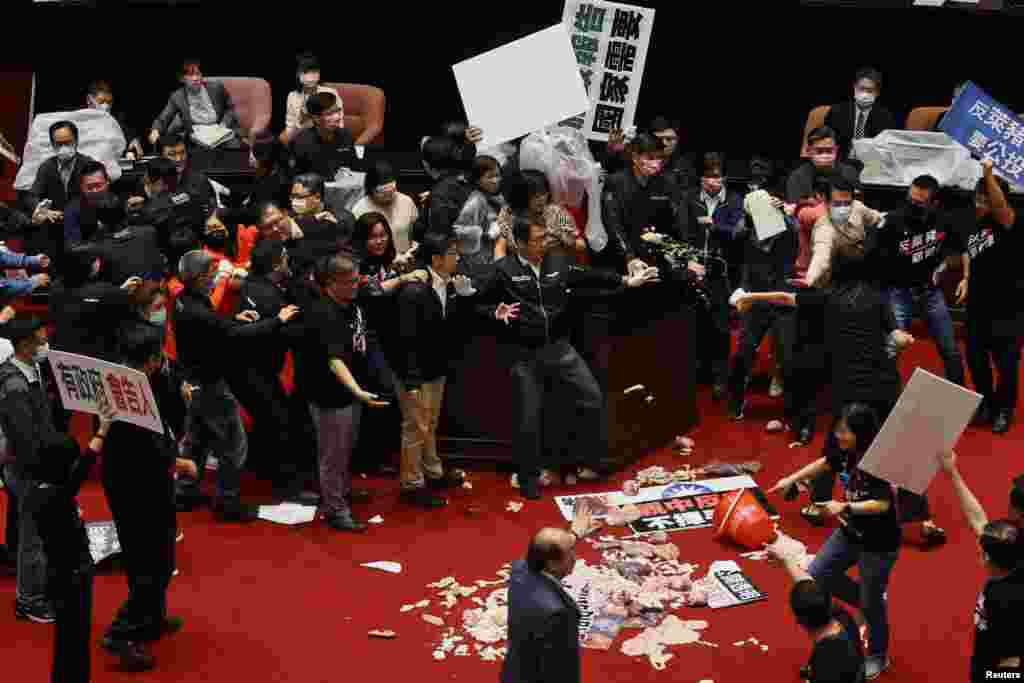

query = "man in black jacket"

[
  {"left": 172, "top": 250, "right": 299, "bottom": 520},
  {"left": 598, "top": 133, "right": 688, "bottom": 274},
  {"left": 412, "top": 123, "right": 482, "bottom": 243},
  {"left": 825, "top": 67, "right": 898, "bottom": 163},
  {"left": 233, "top": 240, "right": 318, "bottom": 504},
  {"left": 20, "top": 121, "right": 100, "bottom": 260},
  {"left": 475, "top": 217, "right": 659, "bottom": 499},
  {"left": 0, "top": 317, "right": 60, "bottom": 624},
  {"left": 157, "top": 133, "right": 215, "bottom": 213},
  {"left": 391, "top": 233, "right": 472, "bottom": 509},
  {"left": 126, "top": 157, "right": 207, "bottom": 256},
  {"left": 786, "top": 127, "right": 861, "bottom": 204}
]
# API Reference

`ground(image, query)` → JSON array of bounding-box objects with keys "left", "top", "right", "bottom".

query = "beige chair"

[
  {"left": 906, "top": 106, "right": 949, "bottom": 132},
  {"left": 800, "top": 105, "right": 831, "bottom": 158},
  {"left": 214, "top": 77, "right": 273, "bottom": 138},
  {"left": 323, "top": 82, "right": 386, "bottom": 146}
]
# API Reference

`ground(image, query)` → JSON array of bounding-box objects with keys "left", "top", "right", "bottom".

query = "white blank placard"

[
  {"left": 857, "top": 368, "right": 982, "bottom": 495},
  {"left": 452, "top": 24, "right": 590, "bottom": 149}
]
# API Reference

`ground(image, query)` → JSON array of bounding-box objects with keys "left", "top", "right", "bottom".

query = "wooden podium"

[{"left": 437, "top": 282, "right": 697, "bottom": 468}]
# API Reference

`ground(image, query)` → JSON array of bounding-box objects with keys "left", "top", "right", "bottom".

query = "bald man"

[{"left": 502, "top": 504, "right": 593, "bottom": 683}]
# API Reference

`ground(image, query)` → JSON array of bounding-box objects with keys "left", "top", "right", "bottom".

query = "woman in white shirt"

[
  {"left": 280, "top": 52, "right": 342, "bottom": 145},
  {"left": 352, "top": 161, "right": 419, "bottom": 256}
]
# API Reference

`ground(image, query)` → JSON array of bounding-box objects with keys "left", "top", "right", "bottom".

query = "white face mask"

[
  {"left": 830, "top": 205, "right": 852, "bottom": 226},
  {"left": 89, "top": 97, "right": 112, "bottom": 112},
  {"left": 33, "top": 342, "right": 50, "bottom": 364},
  {"left": 56, "top": 144, "right": 76, "bottom": 161},
  {"left": 854, "top": 90, "right": 876, "bottom": 108}
]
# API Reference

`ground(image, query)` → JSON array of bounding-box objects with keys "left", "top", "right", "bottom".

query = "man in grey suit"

[
  {"left": 501, "top": 502, "right": 594, "bottom": 683},
  {"left": 148, "top": 58, "right": 241, "bottom": 147}
]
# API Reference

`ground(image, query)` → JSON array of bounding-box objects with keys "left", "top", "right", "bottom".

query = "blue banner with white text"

[{"left": 940, "top": 81, "right": 1024, "bottom": 185}]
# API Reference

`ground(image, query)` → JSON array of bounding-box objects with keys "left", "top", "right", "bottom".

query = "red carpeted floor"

[{"left": 0, "top": 334, "right": 1017, "bottom": 683}]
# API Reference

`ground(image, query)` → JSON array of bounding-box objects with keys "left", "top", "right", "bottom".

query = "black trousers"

[
  {"left": 32, "top": 484, "right": 93, "bottom": 683},
  {"left": 727, "top": 303, "right": 795, "bottom": 403},
  {"left": 510, "top": 340, "right": 606, "bottom": 484},
  {"left": 808, "top": 399, "right": 931, "bottom": 523},
  {"left": 101, "top": 462, "right": 175, "bottom": 644},
  {"left": 784, "top": 344, "right": 828, "bottom": 434},
  {"left": 965, "top": 317, "right": 1022, "bottom": 418},
  {"left": 231, "top": 371, "right": 313, "bottom": 492},
  {"left": 695, "top": 282, "right": 731, "bottom": 387}
]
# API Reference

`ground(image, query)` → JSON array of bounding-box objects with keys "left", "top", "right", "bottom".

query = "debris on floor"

[{"left": 506, "top": 501, "right": 523, "bottom": 513}]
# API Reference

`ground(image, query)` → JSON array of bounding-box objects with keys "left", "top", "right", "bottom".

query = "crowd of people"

[{"left": 0, "top": 56, "right": 1021, "bottom": 682}]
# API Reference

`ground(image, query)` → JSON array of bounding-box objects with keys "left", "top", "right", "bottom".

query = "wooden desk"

[{"left": 437, "top": 282, "right": 697, "bottom": 468}]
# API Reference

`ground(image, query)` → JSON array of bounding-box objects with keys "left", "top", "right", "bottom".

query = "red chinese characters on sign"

[{"left": 103, "top": 373, "right": 154, "bottom": 417}]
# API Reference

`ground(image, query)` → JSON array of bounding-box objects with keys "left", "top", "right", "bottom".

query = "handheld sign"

[
  {"left": 47, "top": 349, "right": 164, "bottom": 435},
  {"left": 940, "top": 81, "right": 1024, "bottom": 186}
]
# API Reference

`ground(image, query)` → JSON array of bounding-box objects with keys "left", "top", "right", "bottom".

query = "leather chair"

[
  {"left": 214, "top": 77, "right": 273, "bottom": 138},
  {"left": 906, "top": 106, "right": 949, "bottom": 131},
  {"left": 323, "top": 82, "right": 385, "bottom": 146},
  {"left": 799, "top": 105, "right": 832, "bottom": 158}
]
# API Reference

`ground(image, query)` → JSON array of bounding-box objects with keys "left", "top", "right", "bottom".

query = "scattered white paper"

[
  {"left": 368, "top": 515, "right": 384, "bottom": 524},
  {"left": 257, "top": 503, "right": 317, "bottom": 526},
  {"left": 362, "top": 561, "right": 403, "bottom": 574},
  {"left": 858, "top": 368, "right": 982, "bottom": 495},
  {"left": 452, "top": 24, "right": 590, "bottom": 149}
]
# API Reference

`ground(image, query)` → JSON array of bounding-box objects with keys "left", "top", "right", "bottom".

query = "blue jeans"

[
  {"left": 2, "top": 465, "right": 48, "bottom": 604},
  {"left": 887, "top": 286, "right": 965, "bottom": 386},
  {"left": 808, "top": 529, "right": 899, "bottom": 659}
]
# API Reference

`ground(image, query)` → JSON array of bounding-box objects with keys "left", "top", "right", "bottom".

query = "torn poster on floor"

[
  {"left": 704, "top": 561, "right": 766, "bottom": 609},
  {"left": 553, "top": 476, "right": 776, "bottom": 534}
]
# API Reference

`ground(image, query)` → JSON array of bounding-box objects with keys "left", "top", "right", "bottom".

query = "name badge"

[
  {"left": 546, "top": 272, "right": 560, "bottom": 278},
  {"left": 171, "top": 192, "right": 191, "bottom": 206},
  {"left": 650, "top": 195, "right": 669, "bottom": 201},
  {"left": 512, "top": 275, "right": 531, "bottom": 283}
]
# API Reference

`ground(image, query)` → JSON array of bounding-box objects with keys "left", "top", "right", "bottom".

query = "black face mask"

[
  {"left": 202, "top": 232, "right": 228, "bottom": 249},
  {"left": 907, "top": 201, "right": 932, "bottom": 223}
]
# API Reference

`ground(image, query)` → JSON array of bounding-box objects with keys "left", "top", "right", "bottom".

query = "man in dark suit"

[
  {"left": 148, "top": 58, "right": 240, "bottom": 147},
  {"left": 825, "top": 67, "right": 898, "bottom": 162},
  {"left": 20, "top": 121, "right": 99, "bottom": 262},
  {"left": 502, "top": 502, "right": 594, "bottom": 683}
]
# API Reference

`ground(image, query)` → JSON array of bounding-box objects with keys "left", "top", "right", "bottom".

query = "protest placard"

[
  {"left": 452, "top": 24, "right": 591, "bottom": 150},
  {"left": 857, "top": 368, "right": 982, "bottom": 496},
  {"left": 705, "top": 561, "right": 767, "bottom": 609},
  {"left": 940, "top": 81, "right": 1024, "bottom": 186},
  {"left": 560, "top": 1, "right": 655, "bottom": 142},
  {"left": 47, "top": 349, "right": 164, "bottom": 435}
]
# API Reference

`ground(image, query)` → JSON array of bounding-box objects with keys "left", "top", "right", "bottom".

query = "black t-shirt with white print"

[
  {"left": 954, "top": 209, "right": 1024, "bottom": 331},
  {"left": 879, "top": 207, "right": 963, "bottom": 290},
  {"left": 971, "top": 568, "right": 1024, "bottom": 682}
]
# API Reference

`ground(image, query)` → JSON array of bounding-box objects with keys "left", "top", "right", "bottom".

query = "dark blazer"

[
  {"left": 151, "top": 81, "right": 241, "bottom": 139},
  {"left": 501, "top": 560, "right": 581, "bottom": 683},
  {"left": 22, "top": 153, "right": 99, "bottom": 213},
  {"left": 825, "top": 100, "right": 898, "bottom": 160},
  {"left": 392, "top": 276, "right": 459, "bottom": 388}
]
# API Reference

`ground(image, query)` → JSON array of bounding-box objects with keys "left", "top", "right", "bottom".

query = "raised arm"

[{"left": 938, "top": 450, "right": 988, "bottom": 537}]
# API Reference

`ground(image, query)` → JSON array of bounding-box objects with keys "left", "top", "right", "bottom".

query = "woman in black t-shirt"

[
  {"left": 770, "top": 402, "right": 901, "bottom": 681},
  {"left": 956, "top": 160, "right": 1021, "bottom": 434},
  {"left": 937, "top": 450, "right": 1023, "bottom": 682}
]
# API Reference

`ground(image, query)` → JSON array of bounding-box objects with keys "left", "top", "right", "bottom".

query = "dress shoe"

[
  {"left": 993, "top": 413, "right": 1012, "bottom": 435},
  {"left": 711, "top": 384, "right": 726, "bottom": 402},
  {"left": 428, "top": 469, "right": 466, "bottom": 490},
  {"left": 400, "top": 488, "right": 448, "bottom": 509},
  {"left": 213, "top": 501, "right": 259, "bottom": 523},
  {"left": 102, "top": 637, "right": 156, "bottom": 672},
  {"left": 520, "top": 478, "right": 542, "bottom": 500},
  {"left": 325, "top": 511, "right": 368, "bottom": 533},
  {"left": 140, "top": 616, "right": 185, "bottom": 642}
]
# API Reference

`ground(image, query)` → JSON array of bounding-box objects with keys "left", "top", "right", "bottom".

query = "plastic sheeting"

[
  {"left": 15, "top": 109, "right": 126, "bottom": 191},
  {"left": 853, "top": 130, "right": 1014, "bottom": 192},
  {"left": 518, "top": 126, "right": 608, "bottom": 253},
  {"left": 324, "top": 168, "right": 367, "bottom": 214}
]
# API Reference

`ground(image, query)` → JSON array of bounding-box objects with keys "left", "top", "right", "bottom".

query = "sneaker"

[
  {"left": 15, "top": 599, "right": 56, "bottom": 624},
  {"left": 864, "top": 655, "right": 890, "bottom": 680},
  {"left": 205, "top": 457, "right": 219, "bottom": 471},
  {"left": 769, "top": 376, "right": 784, "bottom": 398}
]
